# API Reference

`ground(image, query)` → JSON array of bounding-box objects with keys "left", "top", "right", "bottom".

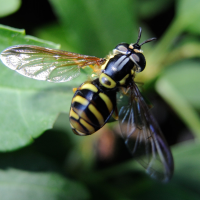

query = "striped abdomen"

[{"left": 69, "top": 79, "right": 116, "bottom": 135}]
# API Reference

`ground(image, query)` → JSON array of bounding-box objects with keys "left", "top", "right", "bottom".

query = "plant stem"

[
  {"left": 140, "top": 18, "right": 184, "bottom": 82},
  {"left": 156, "top": 78, "right": 200, "bottom": 138}
]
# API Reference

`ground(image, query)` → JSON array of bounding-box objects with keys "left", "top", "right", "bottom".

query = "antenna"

[
  {"left": 140, "top": 37, "right": 157, "bottom": 46},
  {"left": 135, "top": 27, "right": 156, "bottom": 47},
  {"left": 136, "top": 27, "right": 142, "bottom": 44}
]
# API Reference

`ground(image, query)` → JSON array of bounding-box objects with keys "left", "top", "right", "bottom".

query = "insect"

[{"left": 0, "top": 27, "right": 174, "bottom": 182}]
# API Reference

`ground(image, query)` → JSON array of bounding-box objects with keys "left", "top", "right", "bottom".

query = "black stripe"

[
  {"left": 72, "top": 101, "right": 101, "bottom": 128},
  {"left": 80, "top": 88, "right": 113, "bottom": 125},
  {"left": 69, "top": 117, "right": 89, "bottom": 134},
  {"left": 91, "top": 93, "right": 110, "bottom": 120},
  {"left": 71, "top": 81, "right": 116, "bottom": 130}
]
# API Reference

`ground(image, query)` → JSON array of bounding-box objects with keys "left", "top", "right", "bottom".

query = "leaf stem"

[
  {"left": 140, "top": 18, "right": 184, "bottom": 82},
  {"left": 156, "top": 78, "right": 200, "bottom": 138}
]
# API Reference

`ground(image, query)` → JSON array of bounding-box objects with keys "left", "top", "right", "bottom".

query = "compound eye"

[
  {"left": 130, "top": 54, "right": 140, "bottom": 63},
  {"left": 113, "top": 43, "right": 129, "bottom": 55},
  {"left": 130, "top": 53, "right": 146, "bottom": 72}
]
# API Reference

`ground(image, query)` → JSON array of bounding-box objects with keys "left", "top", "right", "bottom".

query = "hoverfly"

[{"left": 0, "top": 27, "right": 174, "bottom": 182}]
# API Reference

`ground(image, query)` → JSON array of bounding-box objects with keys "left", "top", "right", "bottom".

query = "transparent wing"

[
  {"left": 118, "top": 83, "right": 174, "bottom": 182},
  {"left": 0, "top": 45, "right": 105, "bottom": 82}
]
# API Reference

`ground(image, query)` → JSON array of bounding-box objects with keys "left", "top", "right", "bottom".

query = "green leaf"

[
  {"left": 155, "top": 60, "right": 200, "bottom": 137},
  {"left": 157, "top": 60, "right": 200, "bottom": 109},
  {"left": 49, "top": 0, "right": 138, "bottom": 57},
  {"left": 0, "top": 169, "right": 89, "bottom": 200},
  {"left": 172, "top": 140, "right": 200, "bottom": 195},
  {"left": 165, "top": 39, "right": 200, "bottom": 66},
  {"left": 143, "top": 0, "right": 200, "bottom": 81},
  {"left": 138, "top": 0, "right": 173, "bottom": 19},
  {"left": 0, "top": 24, "right": 87, "bottom": 151},
  {"left": 88, "top": 141, "right": 200, "bottom": 199},
  {"left": 0, "top": 25, "right": 60, "bottom": 49},
  {"left": 0, "top": 139, "right": 89, "bottom": 200},
  {"left": 85, "top": 158, "right": 200, "bottom": 200},
  {"left": 0, "top": 0, "right": 21, "bottom": 17},
  {"left": 176, "top": 0, "right": 200, "bottom": 33},
  {"left": 133, "top": 181, "right": 200, "bottom": 200},
  {"left": 0, "top": 146, "right": 61, "bottom": 171},
  {"left": 34, "top": 23, "right": 77, "bottom": 52}
]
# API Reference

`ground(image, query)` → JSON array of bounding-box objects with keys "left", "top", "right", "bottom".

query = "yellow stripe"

[
  {"left": 99, "top": 73, "right": 116, "bottom": 89},
  {"left": 80, "top": 119, "right": 95, "bottom": 134},
  {"left": 75, "top": 130, "right": 87, "bottom": 136},
  {"left": 134, "top": 49, "right": 143, "bottom": 53},
  {"left": 70, "top": 108, "right": 79, "bottom": 120},
  {"left": 101, "top": 55, "right": 113, "bottom": 70},
  {"left": 70, "top": 122, "right": 87, "bottom": 136},
  {"left": 88, "top": 104, "right": 104, "bottom": 126},
  {"left": 101, "top": 61, "right": 108, "bottom": 70},
  {"left": 72, "top": 87, "right": 77, "bottom": 93},
  {"left": 74, "top": 107, "right": 93, "bottom": 124},
  {"left": 80, "top": 83, "right": 98, "bottom": 93},
  {"left": 119, "top": 74, "right": 129, "bottom": 85},
  {"left": 72, "top": 95, "right": 89, "bottom": 106},
  {"left": 69, "top": 118, "right": 86, "bottom": 134},
  {"left": 131, "top": 69, "right": 134, "bottom": 75},
  {"left": 99, "top": 93, "right": 113, "bottom": 112}
]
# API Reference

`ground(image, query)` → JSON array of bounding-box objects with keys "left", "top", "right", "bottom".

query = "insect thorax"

[
  {"left": 99, "top": 53, "right": 135, "bottom": 89},
  {"left": 99, "top": 42, "right": 147, "bottom": 89}
]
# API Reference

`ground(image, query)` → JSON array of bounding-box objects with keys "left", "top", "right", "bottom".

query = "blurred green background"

[{"left": 0, "top": 0, "right": 200, "bottom": 199}]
